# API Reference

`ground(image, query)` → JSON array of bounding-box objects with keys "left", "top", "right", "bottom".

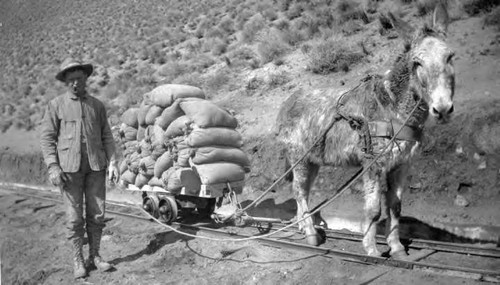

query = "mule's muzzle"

[{"left": 430, "top": 104, "right": 454, "bottom": 123}]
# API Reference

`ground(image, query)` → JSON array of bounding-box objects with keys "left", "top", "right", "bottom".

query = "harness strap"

[{"left": 368, "top": 120, "right": 422, "bottom": 142}]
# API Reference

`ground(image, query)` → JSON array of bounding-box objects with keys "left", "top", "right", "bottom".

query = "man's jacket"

[{"left": 40, "top": 92, "right": 116, "bottom": 172}]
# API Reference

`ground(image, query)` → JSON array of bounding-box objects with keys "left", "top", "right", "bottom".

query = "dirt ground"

[{"left": 1, "top": 11, "right": 500, "bottom": 285}]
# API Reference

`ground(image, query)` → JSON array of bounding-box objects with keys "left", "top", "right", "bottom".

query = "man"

[{"left": 40, "top": 59, "right": 120, "bottom": 279}]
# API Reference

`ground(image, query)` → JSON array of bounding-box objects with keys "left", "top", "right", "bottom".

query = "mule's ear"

[
  {"left": 387, "top": 11, "right": 415, "bottom": 43},
  {"left": 432, "top": 2, "right": 449, "bottom": 33}
]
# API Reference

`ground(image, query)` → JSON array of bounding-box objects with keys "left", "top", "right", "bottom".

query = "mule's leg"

[
  {"left": 362, "top": 168, "right": 383, "bottom": 257},
  {"left": 385, "top": 164, "right": 409, "bottom": 258},
  {"left": 292, "top": 161, "right": 321, "bottom": 245}
]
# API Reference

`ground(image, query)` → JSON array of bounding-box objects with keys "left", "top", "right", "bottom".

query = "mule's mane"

[{"left": 374, "top": 41, "right": 430, "bottom": 128}]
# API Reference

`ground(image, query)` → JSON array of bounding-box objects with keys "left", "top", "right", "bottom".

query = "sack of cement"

[
  {"left": 177, "top": 148, "right": 194, "bottom": 167},
  {"left": 155, "top": 100, "right": 184, "bottom": 130},
  {"left": 192, "top": 162, "right": 246, "bottom": 185},
  {"left": 150, "top": 142, "right": 167, "bottom": 160},
  {"left": 192, "top": 146, "right": 250, "bottom": 170},
  {"left": 161, "top": 166, "right": 184, "bottom": 193},
  {"left": 119, "top": 159, "right": 129, "bottom": 174},
  {"left": 121, "top": 170, "right": 137, "bottom": 185},
  {"left": 164, "top": 115, "right": 192, "bottom": 139},
  {"left": 148, "top": 176, "right": 164, "bottom": 187},
  {"left": 135, "top": 173, "right": 150, "bottom": 188},
  {"left": 150, "top": 84, "right": 206, "bottom": 108},
  {"left": 122, "top": 125, "right": 138, "bottom": 142},
  {"left": 154, "top": 151, "right": 174, "bottom": 178},
  {"left": 145, "top": 105, "right": 164, "bottom": 126},
  {"left": 151, "top": 124, "right": 165, "bottom": 145},
  {"left": 137, "top": 102, "right": 152, "bottom": 127},
  {"left": 180, "top": 99, "right": 237, "bottom": 128},
  {"left": 139, "top": 140, "right": 153, "bottom": 158},
  {"left": 139, "top": 156, "right": 156, "bottom": 177},
  {"left": 121, "top": 108, "right": 139, "bottom": 128},
  {"left": 136, "top": 126, "right": 146, "bottom": 141},
  {"left": 186, "top": 127, "right": 243, "bottom": 148}
]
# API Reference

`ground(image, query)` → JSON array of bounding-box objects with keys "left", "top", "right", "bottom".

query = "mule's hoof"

[
  {"left": 306, "top": 233, "right": 323, "bottom": 246},
  {"left": 391, "top": 250, "right": 409, "bottom": 260}
]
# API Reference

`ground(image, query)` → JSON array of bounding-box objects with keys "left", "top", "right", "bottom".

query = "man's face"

[{"left": 64, "top": 69, "right": 87, "bottom": 95}]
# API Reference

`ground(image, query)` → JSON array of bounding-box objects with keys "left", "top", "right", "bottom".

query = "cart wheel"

[
  {"left": 159, "top": 196, "right": 178, "bottom": 224},
  {"left": 143, "top": 195, "right": 160, "bottom": 218},
  {"left": 197, "top": 198, "right": 216, "bottom": 218}
]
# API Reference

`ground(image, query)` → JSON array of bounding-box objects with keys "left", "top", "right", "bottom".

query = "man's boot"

[
  {"left": 87, "top": 229, "right": 113, "bottom": 271},
  {"left": 72, "top": 237, "right": 87, "bottom": 279}
]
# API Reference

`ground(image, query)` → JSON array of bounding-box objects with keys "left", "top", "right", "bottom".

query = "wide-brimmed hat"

[{"left": 55, "top": 58, "right": 93, "bottom": 82}]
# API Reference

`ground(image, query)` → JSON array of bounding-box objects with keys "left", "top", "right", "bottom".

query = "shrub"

[
  {"left": 483, "top": 6, "right": 500, "bottom": 30},
  {"left": 172, "top": 72, "right": 203, "bottom": 87},
  {"left": 204, "top": 68, "right": 231, "bottom": 93},
  {"left": 256, "top": 29, "right": 291, "bottom": 64},
  {"left": 267, "top": 71, "right": 291, "bottom": 89},
  {"left": 416, "top": 0, "right": 438, "bottom": 16},
  {"left": 337, "top": 0, "right": 369, "bottom": 24},
  {"left": 218, "top": 16, "right": 235, "bottom": 34},
  {"left": 307, "top": 38, "right": 365, "bottom": 74},
  {"left": 241, "top": 13, "right": 266, "bottom": 43},
  {"left": 461, "top": 0, "right": 500, "bottom": 15}
]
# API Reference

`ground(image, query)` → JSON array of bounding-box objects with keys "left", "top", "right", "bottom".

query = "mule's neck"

[{"left": 378, "top": 52, "right": 429, "bottom": 129}]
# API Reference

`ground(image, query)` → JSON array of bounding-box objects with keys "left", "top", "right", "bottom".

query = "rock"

[
  {"left": 455, "top": 146, "right": 463, "bottom": 154},
  {"left": 454, "top": 194, "right": 470, "bottom": 207},
  {"left": 477, "top": 161, "right": 487, "bottom": 170},
  {"left": 473, "top": 153, "right": 481, "bottom": 160},
  {"left": 410, "top": 182, "right": 422, "bottom": 190}
]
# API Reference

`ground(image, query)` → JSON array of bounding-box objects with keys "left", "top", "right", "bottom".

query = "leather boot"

[
  {"left": 87, "top": 229, "right": 113, "bottom": 271},
  {"left": 72, "top": 237, "right": 87, "bottom": 279}
]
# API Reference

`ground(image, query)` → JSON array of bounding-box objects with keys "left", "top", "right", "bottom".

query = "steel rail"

[
  {"left": 2, "top": 185, "right": 499, "bottom": 282},
  {"left": 2, "top": 184, "right": 499, "bottom": 257}
]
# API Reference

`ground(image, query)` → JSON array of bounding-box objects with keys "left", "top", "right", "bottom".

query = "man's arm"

[
  {"left": 40, "top": 101, "right": 60, "bottom": 167},
  {"left": 100, "top": 103, "right": 116, "bottom": 164}
]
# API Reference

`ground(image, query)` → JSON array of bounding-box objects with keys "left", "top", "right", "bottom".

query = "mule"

[{"left": 275, "top": 4, "right": 455, "bottom": 259}]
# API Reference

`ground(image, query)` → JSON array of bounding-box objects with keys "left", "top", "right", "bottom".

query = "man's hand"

[
  {"left": 108, "top": 162, "right": 120, "bottom": 184},
  {"left": 48, "top": 164, "right": 69, "bottom": 187}
]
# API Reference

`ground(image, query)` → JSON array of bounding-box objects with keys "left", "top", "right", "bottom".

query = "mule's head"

[{"left": 390, "top": 4, "right": 455, "bottom": 124}]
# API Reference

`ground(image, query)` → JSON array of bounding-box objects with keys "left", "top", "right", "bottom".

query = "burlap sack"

[
  {"left": 186, "top": 127, "right": 243, "bottom": 148},
  {"left": 121, "top": 108, "right": 139, "bottom": 128},
  {"left": 164, "top": 115, "right": 192, "bottom": 139},
  {"left": 139, "top": 140, "right": 153, "bottom": 158},
  {"left": 151, "top": 142, "right": 167, "bottom": 160},
  {"left": 128, "top": 152, "right": 141, "bottom": 174},
  {"left": 192, "top": 146, "right": 250, "bottom": 168},
  {"left": 161, "top": 166, "right": 184, "bottom": 193},
  {"left": 121, "top": 170, "right": 137, "bottom": 185},
  {"left": 177, "top": 148, "right": 194, "bottom": 167},
  {"left": 148, "top": 176, "right": 164, "bottom": 187},
  {"left": 150, "top": 84, "right": 206, "bottom": 108},
  {"left": 155, "top": 100, "right": 184, "bottom": 130},
  {"left": 145, "top": 105, "right": 164, "bottom": 126},
  {"left": 119, "top": 159, "right": 129, "bottom": 174},
  {"left": 136, "top": 126, "right": 146, "bottom": 141},
  {"left": 179, "top": 99, "right": 237, "bottom": 128},
  {"left": 154, "top": 151, "right": 174, "bottom": 178},
  {"left": 151, "top": 124, "right": 166, "bottom": 145},
  {"left": 135, "top": 173, "right": 150, "bottom": 188},
  {"left": 192, "top": 162, "right": 246, "bottom": 185},
  {"left": 122, "top": 126, "right": 138, "bottom": 142},
  {"left": 139, "top": 156, "right": 156, "bottom": 176},
  {"left": 137, "top": 102, "right": 151, "bottom": 127}
]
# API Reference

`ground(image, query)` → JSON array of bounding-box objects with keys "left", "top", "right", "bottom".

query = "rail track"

[{"left": 1, "top": 183, "right": 499, "bottom": 283}]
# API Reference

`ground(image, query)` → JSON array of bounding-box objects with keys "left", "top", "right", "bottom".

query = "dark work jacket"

[{"left": 40, "top": 91, "right": 116, "bottom": 172}]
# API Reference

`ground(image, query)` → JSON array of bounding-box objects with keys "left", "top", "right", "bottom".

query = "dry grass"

[{"left": 0, "top": 0, "right": 493, "bottom": 133}]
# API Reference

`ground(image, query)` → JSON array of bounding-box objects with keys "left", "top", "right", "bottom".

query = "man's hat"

[{"left": 55, "top": 58, "right": 93, "bottom": 82}]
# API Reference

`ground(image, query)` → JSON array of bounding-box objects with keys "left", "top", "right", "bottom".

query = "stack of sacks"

[
  {"left": 118, "top": 84, "right": 206, "bottom": 190},
  {"left": 171, "top": 99, "right": 250, "bottom": 188},
  {"left": 118, "top": 83, "right": 250, "bottom": 194}
]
